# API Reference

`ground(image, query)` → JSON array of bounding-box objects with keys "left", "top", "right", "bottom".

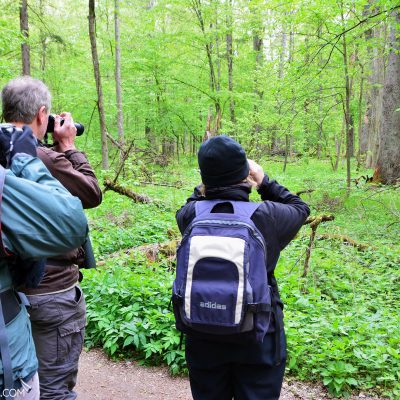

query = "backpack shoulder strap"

[
  {"left": 195, "top": 199, "right": 261, "bottom": 220},
  {"left": 0, "top": 166, "right": 11, "bottom": 258},
  {"left": 232, "top": 201, "right": 261, "bottom": 219},
  {"left": 194, "top": 199, "right": 222, "bottom": 217}
]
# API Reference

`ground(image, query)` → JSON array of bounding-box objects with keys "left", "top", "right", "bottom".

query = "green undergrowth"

[{"left": 83, "top": 157, "right": 399, "bottom": 398}]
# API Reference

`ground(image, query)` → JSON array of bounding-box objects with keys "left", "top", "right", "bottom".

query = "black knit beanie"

[{"left": 198, "top": 135, "right": 249, "bottom": 187}]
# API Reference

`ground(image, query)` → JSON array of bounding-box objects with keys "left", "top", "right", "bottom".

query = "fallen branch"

[
  {"left": 139, "top": 181, "right": 184, "bottom": 189},
  {"left": 317, "top": 233, "right": 373, "bottom": 251},
  {"left": 304, "top": 215, "right": 335, "bottom": 226},
  {"left": 296, "top": 189, "right": 315, "bottom": 196},
  {"left": 137, "top": 240, "right": 179, "bottom": 264},
  {"left": 97, "top": 239, "right": 179, "bottom": 267},
  {"left": 303, "top": 214, "right": 335, "bottom": 278},
  {"left": 104, "top": 178, "right": 154, "bottom": 204},
  {"left": 106, "top": 132, "right": 124, "bottom": 152},
  {"left": 110, "top": 140, "right": 136, "bottom": 185}
]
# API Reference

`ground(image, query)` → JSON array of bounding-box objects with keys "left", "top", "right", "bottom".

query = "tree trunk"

[
  {"left": 364, "top": 23, "right": 386, "bottom": 168},
  {"left": 272, "top": 30, "right": 286, "bottom": 154},
  {"left": 331, "top": 118, "right": 344, "bottom": 172},
  {"left": 249, "top": 0, "right": 264, "bottom": 152},
  {"left": 114, "top": 0, "right": 125, "bottom": 160},
  {"left": 341, "top": 5, "right": 352, "bottom": 189},
  {"left": 288, "top": 29, "right": 295, "bottom": 159},
  {"left": 358, "top": 71, "right": 366, "bottom": 155},
  {"left": 20, "top": 0, "right": 30, "bottom": 75},
  {"left": 316, "top": 24, "right": 323, "bottom": 158},
  {"left": 39, "top": 0, "right": 46, "bottom": 74},
  {"left": 376, "top": 10, "right": 400, "bottom": 184},
  {"left": 214, "top": 11, "right": 221, "bottom": 93},
  {"left": 226, "top": 0, "right": 235, "bottom": 127},
  {"left": 89, "top": 0, "right": 109, "bottom": 169},
  {"left": 190, "top": 0, "right": 221, "bottom": 134},
  {"left": 252, "top": 31, "right": 263, "bottom": 143}
]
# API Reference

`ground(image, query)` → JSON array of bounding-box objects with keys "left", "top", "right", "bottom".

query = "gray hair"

[{"left": 1, "top": 76, "right": 51, "bottom": 124}]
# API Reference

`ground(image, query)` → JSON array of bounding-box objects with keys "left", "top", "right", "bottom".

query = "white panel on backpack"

[{"left": 185, "top": 235, "right": 245, "bottom": 324}]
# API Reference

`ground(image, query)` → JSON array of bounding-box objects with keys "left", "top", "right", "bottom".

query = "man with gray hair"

[{"left": 1, "top": 76, "right": 102, "bottom": 400}]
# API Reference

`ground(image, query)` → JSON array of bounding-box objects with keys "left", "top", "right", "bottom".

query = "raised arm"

[
  {"left": 248, "top": 159, "right": 310, "bottom": 250},
  {"left": 257, "top": 175, "right": 310, "bottom": 249}
]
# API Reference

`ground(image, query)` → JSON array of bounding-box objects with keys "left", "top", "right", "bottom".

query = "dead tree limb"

[
  {"left": 104, "top": 178, "right": 154, "bottom": 205},
  {"left": 296, "top": 189, "right": 315, "bottom": 196},
  {"left": 139, "top": 181, "right": 184, "bottom": 188},
  {"left": 111, "top": 140, "right": 135, "bottom": 184},
  {"left": 317, "top": 233, "right": 373, "bottom": 251},
  {"left": 97, "top": 239, "right": 180, "bottom": 267},
  {"left": 303, "top": 214, "right": 335, "bottom": 278},
  {"left": 304, "top": 215, "right": 335, "bottom": 226},
  {"left": 106, "top": 132, "right": 124, "bottom": 151}
]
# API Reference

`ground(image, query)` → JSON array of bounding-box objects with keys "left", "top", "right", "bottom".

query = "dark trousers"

[
  {"left": 27, "top": 286, "right": 86, "bottom": 400},
  {"left": 186, "top": 330, "right": 286, "bottom": 400}
]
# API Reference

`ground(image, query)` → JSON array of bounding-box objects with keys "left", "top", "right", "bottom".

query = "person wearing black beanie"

[
  {"left": 198, "top": 135, "right": 249, "bottom": 187},
  {"left": 175, "top": 134, "right": 310, "bottom": 400}
]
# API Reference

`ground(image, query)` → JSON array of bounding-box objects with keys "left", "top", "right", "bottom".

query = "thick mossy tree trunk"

[
  {"left": 364, "top": 23, "right": 386, "bottom": 168},
  {"left": 375, "top": 10, "right": 400, "bottom": 184}
]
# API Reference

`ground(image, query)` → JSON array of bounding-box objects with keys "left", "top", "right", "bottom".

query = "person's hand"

[
  {"left": 53, "top": 112, "right": 77, "bottom": 152},
  {"left": 247, "top": 159, "right": 264, "bottom": 187}
]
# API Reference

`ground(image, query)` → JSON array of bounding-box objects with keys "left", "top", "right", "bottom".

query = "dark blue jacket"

[{"left": 176, "top": 175, "right": 310, "bottom": 331}]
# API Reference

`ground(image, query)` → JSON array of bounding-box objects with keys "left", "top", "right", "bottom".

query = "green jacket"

[{"left": 0, "top": 155, "right": 88, "bottom": 387}]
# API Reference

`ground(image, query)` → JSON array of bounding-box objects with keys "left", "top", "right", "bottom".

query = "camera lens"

[{"left": 46, "top": 115, "right": 84, "bottom": 136}]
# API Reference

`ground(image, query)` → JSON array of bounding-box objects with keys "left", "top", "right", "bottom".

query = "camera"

[{"left": 46, "top": 114, "right": 84, "bottom": 136}]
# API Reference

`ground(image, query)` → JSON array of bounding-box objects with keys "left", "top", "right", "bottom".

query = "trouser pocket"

[{"left": 57, "top": 317, "right": 86, "bottom": 364}]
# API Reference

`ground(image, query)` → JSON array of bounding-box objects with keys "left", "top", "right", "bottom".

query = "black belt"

[{"left": 0, "top": 289, "right": 21, "bottom": 325}]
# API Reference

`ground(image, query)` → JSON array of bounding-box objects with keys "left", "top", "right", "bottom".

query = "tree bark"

[
  {"left": 20, "top": 0, "right": 30, "bottom": 75},
  {"left": 341, "top": 5, "right": 352, "bottom": 189},
  {"left": 248, "top": 0, "right": 265, "bottom": 153},
  {"left": 226, "top": 0, "right": 235, "bottom": 127},
  {"left": 114, "top": 0, "right": 125, "bottom": 160},
  {"left": 89, "top": 0, "right": 109, "bottom": 170},
  {"left": 252, "top": 28, "right": 263, "bottom": 140},
  {"left": 39, "top": 0, "right": 46, "bottom": 74},
  {"left": 375, "top": 10, "right": 400, "bottom": 184},
  {"left": 364, "top": 24, "right": 385, "bottom": 168},
  {"left": 190, "top": 0, "right": 221, "bottom": 134},
  {"left": 357, "top": 70, "right": 366, "bottom": 156},
  {"left": 104, "top": 179, "right": 154, "bottom": 204}
]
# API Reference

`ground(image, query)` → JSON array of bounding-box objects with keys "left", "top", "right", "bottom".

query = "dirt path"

[{"left": 76, "top": 349, "right": 385, "bottom": 400}]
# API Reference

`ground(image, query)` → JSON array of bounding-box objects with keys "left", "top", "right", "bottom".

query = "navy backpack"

[{"left": 172, "top": 199, "right": 272, "bottom": 343}]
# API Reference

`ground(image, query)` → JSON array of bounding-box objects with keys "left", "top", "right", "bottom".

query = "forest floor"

[{"left": 76, "top": 348, "right": 386, "bottom": 400}]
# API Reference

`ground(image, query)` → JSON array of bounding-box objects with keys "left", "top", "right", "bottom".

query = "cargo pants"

[{"left": 27, "top": 286, "right": 86, "bottom": 400}]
